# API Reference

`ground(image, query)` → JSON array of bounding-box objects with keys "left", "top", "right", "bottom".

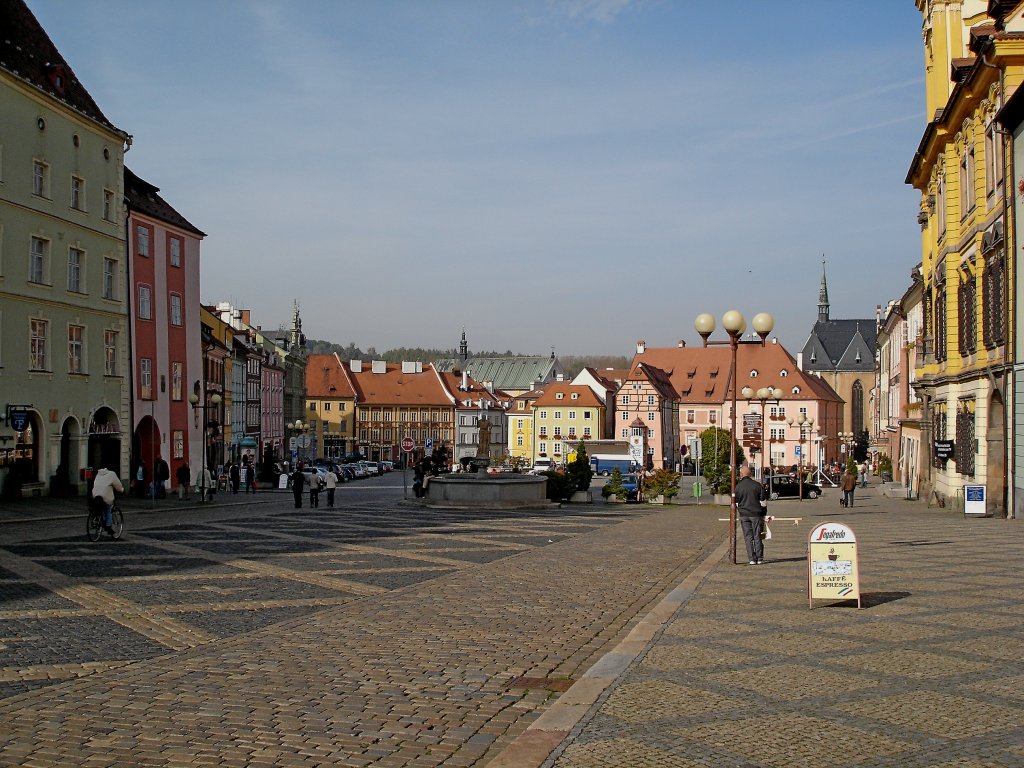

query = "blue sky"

[{"left": 31, "top": 0, "right": 925, "bottom": 356}]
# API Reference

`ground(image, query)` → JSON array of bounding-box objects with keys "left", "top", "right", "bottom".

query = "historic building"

[
  {"left": 304, "top": 353, "right": 358, "bottom": 461},
  {"left": 197, "top": 306, "right": 231, "bottom": 474},
  {"left": 799, "top": 263, "right": 878, "bottom": 442},
  {"left": 435, "top": 331, "right": 565, "bottom": 397},
  {"left": 0, "top": 0, "right": 132, "bottom": 497},
  {"left": 905, "top": 0, "right": 1021, "bottom": 514},
  {"left": 612, "top": 353, "right": 679, "bottom": 469},
  {"left": 125, "top": 168, "right": 204, "bottom": 490},
  {"left": 442, "top": 371, "right": 509, "bottom": 465},
  {"left": 506, "top": 389, "right": 545, "bottom": 463},
  {"left": 531, "top": 383, "right": 606, "bottom": 466}
]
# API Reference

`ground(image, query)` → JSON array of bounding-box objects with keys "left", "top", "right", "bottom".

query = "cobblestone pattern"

[
  {"left": 550, "top": 494, "right": 1024, "bottom": 768},
  {"left": 0, "top": 498, "right": 721, "bottom": 766}
]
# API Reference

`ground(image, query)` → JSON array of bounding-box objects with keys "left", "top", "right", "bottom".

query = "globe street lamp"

[
  {"left": 292, "top": 420, "right": 309, "bottom": 465},
  {"left": 840, "top": 431, "right": 855, "bottom": 461},
  {"left": 188, "top": 390, "right": 222, "bottom": 503},
  {"left": 694, "top": 310, "right": 774, "bottom": 564},
  {"left": 741, "top": 385, "right": 783, "bottom": 485}
]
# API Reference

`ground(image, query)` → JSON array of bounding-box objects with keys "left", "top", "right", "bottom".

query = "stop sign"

[{"left": 401, "top": 436, "right": 415, "bottom": 452}]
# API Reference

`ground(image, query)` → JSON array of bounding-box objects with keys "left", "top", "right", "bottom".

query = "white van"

[{"left": 531, "top": 458, "right": 553, "bottom": 474}]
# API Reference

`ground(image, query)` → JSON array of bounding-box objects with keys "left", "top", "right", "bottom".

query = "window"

[
  {"left": 553, "top": 426, "right": 561, "bottom": 437},
  {"left": 554, "top": 442, "right": 562, "bottom": 455},
  {"left": 172, "top": 362, "right": 182, "bottom": 400},
  {"left": 568, "top": 410, "right": 576, "bottom": 420},
  {"left": 556, "top": 392, "right": 563, "bottom": 400},
  {"left": 687, "top": 409, "right": 695, "bottom": 424},
  {"left": 539, "top": 442, "right": 547, "bottom": 454},
  {"left": 137, "top": 225, "right": 150, "bottom": 257},
  {"left": 934, "top": 269, "right": 948, "bottom": 363},
  {"left": 955, "top": 402, "right": 976, "bottom": 476},
  {"left": 169, "top": 293, "right": 182, "bottom": 326},
  {"left": 172, "top": 430, "right": 184, "bottom": 459},
  {"left": 104, "top": 330, "right": 118, "bottom": 375},
  {"left": 140, "top": 358, "right": 152, "bottom": 399},
  {"left": 33, "top": 160, "right": 48, "bottom": 197},
  {"left": 583, "top": 411, "right": 591, "bottom": 420},
  {"left": 169, "top": 237, "right": 181, "bottom": 267},
  {"left": 583, "top": 427, "right": 591, "bottom": 437},
  {"left": 750, "top": 369, "right": 759, "bottom": 378},
  {"left": 554, "top": 411, "right": 561, "bottom": 420},
  {"left": 571, "top": 392, "right": 579, "bottom": 400},
  {"left": 709, "top": 411, "right": 717, "bottom": 424},
  {"left": 29, "top": 237, "right": 48, "bottom": 283},
  {"left": 621, "top": 428, "right": 628, "bottom": 438},
  {"left": 310, "top": 402, "right": 317, "bottom": 411},
  {"left": 67, "top": 247, "right": 84, "bottom": 293},
  {"left": 648, "top": 428, "right": 655, "bottom": 438},
  {"left": 958, "top": 268, "right": 977, "bottom": 356},
  {"left": 780, "top": 369, "right": 789, "bottom": 378},
  {"left": 620, "top": 395, "right": 629, "bottom": 405},
  {"left": 103, "top": 258, "right": 117, "bottom": 299},
  {"left": 516, "top": 435, "right": 524, "bottom": 447},
  {"left": 648, "top": 412, "right": 655, "bottom": 421},
  {"left": 983, "top": 251, "right": 1006, "bottom": 347},
  {"left": 138, "top": 284, "right": 152, "bottom": 319},
  {"left": 985, "top": 120, "right": 1004, "bottom": 199},
  {"left": 103, "top": 189, "right": 114, "bottom": 221},
  {"left": 516, "top": 419, "right": 524, "bottom": 429},
  {"left": 67, "top": 324, "right": 83, "bottom": 373},
  {"left": 961, "top": 143, "right": 976, "bottom": 215},
  {"left": 324, "top": 402, "right": 331, "bottom": 412},
  {"left": 70, "top": 176, "right": 84, "bottom": 210},
  {"left": 647, "top": 395, "right": 655, "bottom": 406},
  {"left": 30, "top": 318, "right": 48, "bottom": 370},
  {"left": 539, "top": 410, "right": 547, "bottom": 419}
]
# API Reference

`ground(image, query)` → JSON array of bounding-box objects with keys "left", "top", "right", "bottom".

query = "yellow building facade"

[{"left": 906, "top": 1, "right": 1023, "bottom": 514}]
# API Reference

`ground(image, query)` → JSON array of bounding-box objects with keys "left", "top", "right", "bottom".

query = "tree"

[
  {"left": 566, "top": 440, "right": 593, "bottom": 492},
  {"left": 699, "top": 426, "right": 745, "bottom": 495},
  {"left": 602, "top": 467, "right": 626, "bottom": 498}
]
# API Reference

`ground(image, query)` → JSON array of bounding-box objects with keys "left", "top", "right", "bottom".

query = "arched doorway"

[
  {"left": 987, "top": 391, "right": 1007, "bottom": 518},
  {"left": 55, "top": 417, "right": 83, "bottom": 496},
  {"left": 14, "top": 412, "right": 41, "bottom": 484},
  {"left": 88, "top": 407, "right": 122, "bottom": 473}
]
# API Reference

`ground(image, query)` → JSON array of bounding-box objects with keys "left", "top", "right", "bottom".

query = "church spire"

[
  {"left": 459, "top": 327, "right": 468, "bottom": 362},
  {"left": 818, "top": 256, "right": 830, "bottom": 323}
]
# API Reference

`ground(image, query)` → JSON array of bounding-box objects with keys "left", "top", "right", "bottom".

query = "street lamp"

[
  {"left": 741, "top": 386, "right": 783, "bottom": 484},
  {"left": 292, "top": 419, "right": 308, "bottom": 465},
  {"left": 840, "top": 431, "right": 855, "bottom": 461},
  {"left": 787, "top": 413, "right": 815, "bottom": 501},
  {"left": 188, "top": 390, "right": 222, "bottom": 503},
  {"left": 694, "top": 310, "right": 774, "bottom": 564}
]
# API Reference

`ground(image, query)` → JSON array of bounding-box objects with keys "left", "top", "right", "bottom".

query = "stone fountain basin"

[{"left": 424, "top": 473, "right": 553, "bottom": 509}]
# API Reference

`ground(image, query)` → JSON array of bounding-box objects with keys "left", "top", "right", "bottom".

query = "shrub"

[
  {"left": 566, "top": 441, "right": 594, "bottom": 492},
  {"left": 541, "top": 471, "right": 574, "bottom": 502},
  {"left": 602, "top": 467, "right": 626, "bottom": 498},
  {"left": 699, "top": 427, "right": 745, "bottom": 495},
  {"left": 645, "top": 468, "right": 681, "bottom": 499}
]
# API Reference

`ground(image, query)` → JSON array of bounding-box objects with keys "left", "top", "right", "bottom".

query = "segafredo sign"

[{"left": 808, "top": 522, "right": 861, "bottom": 609}]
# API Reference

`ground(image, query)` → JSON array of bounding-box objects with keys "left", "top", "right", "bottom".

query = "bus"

[{"left": 589, "top": 454, "right": 636, "bottom": 476}]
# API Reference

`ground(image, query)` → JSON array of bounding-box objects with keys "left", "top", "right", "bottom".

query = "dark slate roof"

[
  {"left": 0, "top": 0, "right": 122, "bottom": 134},
  {"left": 124, "top": 167, "right": 205, "bottom": 237},
  {"left": 801, "top": 319, "right": 877, "bottom": 372},
  {"left": 434, "top": 356, "right": 562, "bottom": 392}
]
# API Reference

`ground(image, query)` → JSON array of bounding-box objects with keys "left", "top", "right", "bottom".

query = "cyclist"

[{"left": 91, "top": 466, "right": 124, "bottom": 536}]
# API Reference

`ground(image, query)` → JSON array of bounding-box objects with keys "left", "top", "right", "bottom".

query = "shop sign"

[
  {"left": 9, "top": 410, "right": 29, "bottom": 432},
  {"left": 964, "top": 484, "right": 987, "bottom": 516},
  {"left": 934, "top": 440, "right": 955, "bottom": 460},
  {"left": 808, "top": 522, "right": 861, "bottom": 609}
]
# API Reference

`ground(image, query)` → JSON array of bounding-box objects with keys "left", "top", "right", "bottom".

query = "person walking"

[
  {"left": 324, "top": 467, "right": 338, "bottom": 507},
  {"left": 229, "top": 462, "right": 240, "bottom": 494},
  {"left": 308, "top": 469, "right": 321, "bottom": 507},
  {"left": 735, "top": 464, "right": 769, "bottom": 565},
  {"left": 153, "top": 457, "right": 170, "bottom": 498},
  {"left": 243, "top": 459, "right": 257, "bottom": 494},
  {"left": 91, "top": 466, "right": 124, "bottom": 536},
  {"left": 842, "top": 468, "right": 857, "bottom": 508},
  {"left": 176, "top": 462, "right": 191, "bottom": 501},
  {"left": 291, "top": 465, "right": 305, "bottom": 509},
  {"left": 860, "top": 460, "right": 869, "bottom": 488},
  {"left": 197, "top": 465, "right": 214, "bottom": 503}
]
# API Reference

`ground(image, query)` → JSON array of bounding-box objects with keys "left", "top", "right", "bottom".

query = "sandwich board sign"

[
  {"left": 808, "top": 522, "right": 861, "bottom": 608},
  {"left": 964, "top": 484, "right": 987, "bottom": 516}
]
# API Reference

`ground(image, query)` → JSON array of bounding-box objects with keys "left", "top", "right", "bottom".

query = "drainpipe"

[{"left": 124, "top": 198, "right": 136, "bottom": 479}]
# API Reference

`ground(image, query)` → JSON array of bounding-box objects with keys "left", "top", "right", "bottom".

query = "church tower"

[
  {"left": 818, "top": 258, "right": 830, "bottom": 323},
  {"left": 459, "top": 327, "right": 468, "bottom": 362}
]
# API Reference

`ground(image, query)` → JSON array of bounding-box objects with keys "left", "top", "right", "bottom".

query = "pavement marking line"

[
  {"left": 0, "top": 660, "right": 134, "bottom": 683},
  {"left": 126, "top": 534, "right": 387, "bottom": 596},
  {"left": 0, "top": 549, "right": 217, "bottom": 651},
  {"left": 335, "top": 543, "right": 474, "bottom": 568},
  {"left": 485, "top": 536, "right": 731, "bottom": 768}
]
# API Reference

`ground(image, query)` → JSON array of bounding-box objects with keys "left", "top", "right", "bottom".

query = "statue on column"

[{"left": 476, "top": 417, "right": 492, "bottom": 462}]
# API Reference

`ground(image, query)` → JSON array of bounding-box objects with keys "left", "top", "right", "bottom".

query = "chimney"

[
  {"left": 462, "top": 370, "right": 468, "bottom": 390},
  {"left": 371, "top": 360, "right": 386, "bottom": 374},
  {"left": 350, "top": 360, "right": 363, "bottom": 373},
  {"left": 241, "top": 309, "right": 251, "bottom": 326},
  {"left": 677, "top": 340, "right": 685, "bottom": 348},
  {"left": 796, "top": 352, "right": 803, "bottom": 371},
  {"left": 637, "top": 340, "right": 646, "bottom": 354}
]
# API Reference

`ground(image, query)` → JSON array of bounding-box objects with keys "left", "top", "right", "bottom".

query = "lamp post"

[
  {"left": 694, "top": 310, "right": 774, "bottom": 564},
  {"left": 188, "top": 390, "right": 222, "bottom": 503},
  {"left": 840, "top": 431, "right": 855, "bottom": 462},
  {"left": 787, "top": 414, "right": 815, "bottom": 501},
  {"left": 740, "top": 385, "right": 783, "bottom": 484},
  {"left": 292, "top": 420, "right": 308, "bottom": 465}
]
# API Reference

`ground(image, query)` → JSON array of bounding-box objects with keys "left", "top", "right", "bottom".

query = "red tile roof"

[
  {"left": 305, "top": 354, "right": 356, "bottom": 399},
  {"left": 440, "top": 372, "right": 504, "bottom": 410},
  {"left": 347, "top": 362, "right": 453, "bottom": 406},
  {"left": 533, "top": 383, "right": 604, "bottom": 408}
]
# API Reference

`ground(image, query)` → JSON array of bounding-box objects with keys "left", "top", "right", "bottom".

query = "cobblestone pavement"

[
  {"left": 0, "top": 485, "right": 724, "bottom": 766},
  {"left": 522, "top": 485, "right": 1024, "bottom": 768}
]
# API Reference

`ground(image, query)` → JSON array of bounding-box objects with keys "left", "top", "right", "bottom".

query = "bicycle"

[{"left": 86, "top": 500, "right": 124, "bottom": 541}]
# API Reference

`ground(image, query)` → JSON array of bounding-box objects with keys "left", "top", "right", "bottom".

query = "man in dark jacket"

[
  {"left": 291, "top": 465, "right": 305, "bottom": 508},
  {"left": 735, "top": 465, "right": 768, "bottom": 565}
]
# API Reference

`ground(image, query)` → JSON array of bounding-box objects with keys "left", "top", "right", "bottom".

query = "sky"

[{"left": 30, "top": 0, "right": 926, "bottom": 356}]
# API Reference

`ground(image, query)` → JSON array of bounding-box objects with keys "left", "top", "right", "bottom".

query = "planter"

[
  {"left": 604, "top": 494, "right": 625, "bottom": 503},
  {"left": 570, "top": 490, "right": 593, "bottom": 503},
  {"left": 713, "top": 493, "right": 732, "bottom": 506}
]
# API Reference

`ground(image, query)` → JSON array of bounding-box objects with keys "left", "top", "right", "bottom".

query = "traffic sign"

[
  {"left": 401, "top": 436, "right": 415, "bottom": 452},
  {"left": 425, "top": 437, "right": 434, "bottom": 452},
  {"left": 794, "top": 445, "right": 801, "bottom": 457}
]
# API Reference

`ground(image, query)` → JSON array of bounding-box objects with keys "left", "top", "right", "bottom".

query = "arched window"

[{"left": 852, "top": 380, "right": 864, "bottom": 436}]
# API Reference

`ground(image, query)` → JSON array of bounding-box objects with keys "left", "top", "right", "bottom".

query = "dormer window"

[
  {"left": 810, "top": 352, "right": 817, "bottom": 363},
  {"left": 556, "top": 392, "right": 564, "bottom": 399},
  {"left": 792, "top": 386, "right": 801, "bottom": 395},
  {"left": 571, "top": 393, "right": 579, "bottom": 400},
  {"left": 45, "top": 63, "right": 69, "bottom": 95},
  {"left": 750, "top": 370, "right": 758, "bottom": 378},
  {"left": 780, "top": 369, "right": 789, "bottom": 377}
]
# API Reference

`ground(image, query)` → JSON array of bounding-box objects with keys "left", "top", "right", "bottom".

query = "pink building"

[
  {"left": 612, "top": 357, "right": 679, "bottom": 469},
  {"left": 125, "top": 168, "right": 204, "bottom": 492}
]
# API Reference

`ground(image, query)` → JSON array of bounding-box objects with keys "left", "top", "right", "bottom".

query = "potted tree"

[
  {"left": 566, "top": 441, "right": 594, "bottom": 502},
  {"left": 699, "top": 426, "right": 745, "bottom": 505},
  {"left": 602, "top": 467, "right": 627, "bottom": 502}
]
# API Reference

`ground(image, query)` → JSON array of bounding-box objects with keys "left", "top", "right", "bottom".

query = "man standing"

[
  {"left": 842, "top": 468, "right": 857, "bottom": 508},
  {"left": 308, "top": 469, "right": 321, "bottom": 507},
  {"left": 229, "top": 462, "right": 240, "bottom": 494},
  {"left": 859, "top": 460, "right": 869, "bottom": 488},
  {"left": 324, "top": 467, "right": 339, "bottom": 507},
  {"left": 176, "top": 462, "right": 191, "bottom": 501},
  {"left": 735, "top": 464, "right": 768, "bottom": 565},
  {"left": 291, "top": 465, "right": 305, "bottom": 509},
  {"left": 154, "top": 457, "right": 170, "bottom": 498}
]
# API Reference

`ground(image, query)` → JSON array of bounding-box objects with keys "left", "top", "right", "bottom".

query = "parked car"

[
  {"left": 619, "top": 473, "right": 640, "bottom": 501},
  {"left": 351, "top": 464, "right": 366, "bottom": 479},
  {"left": 762, "top": 475, "right": 821, "bottom": 500}
]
